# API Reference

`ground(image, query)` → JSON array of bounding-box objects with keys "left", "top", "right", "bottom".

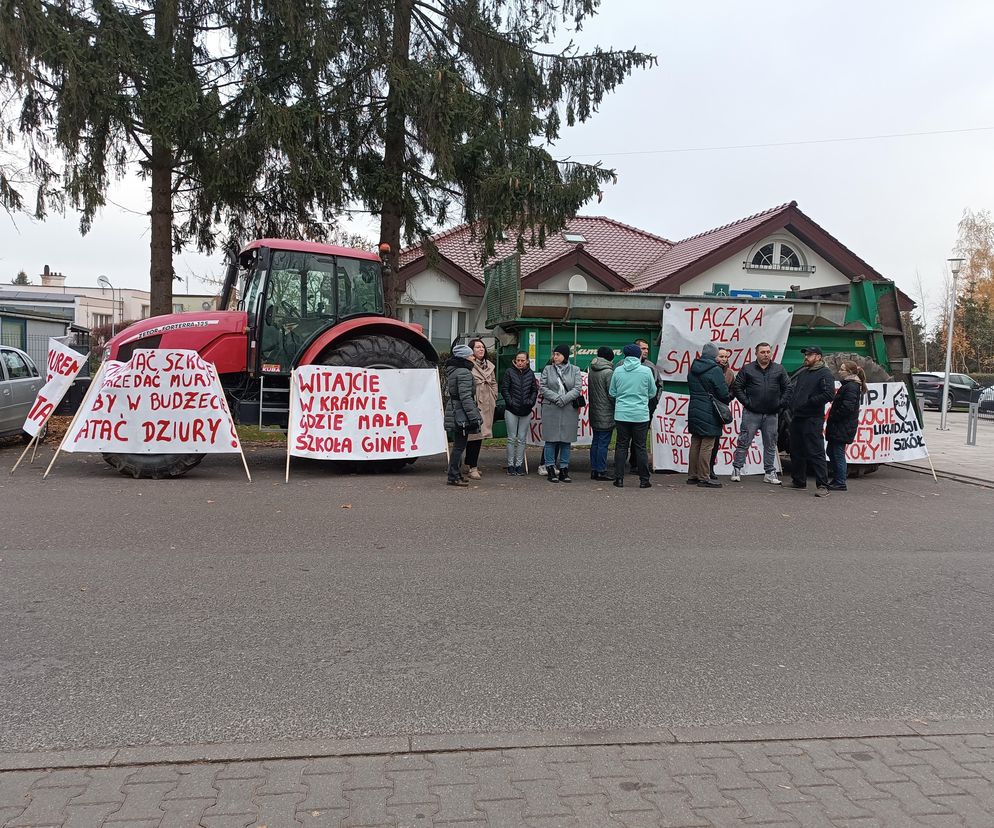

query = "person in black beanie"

[
  {"left": 587, "top": 345, "right": 616, "bottom": 480},
  {"left": 443, "top": 344, "right": 482, "bottom": 486}
]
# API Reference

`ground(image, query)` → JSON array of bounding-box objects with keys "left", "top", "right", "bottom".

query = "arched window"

[
  {"left": 779, "top": 243, "right": 801, "bottom": 268},
  {"left": 747, "top": 240, "right": 810, "bottom": 272},
  {"left": 752, "top": 243, "right": 776, "bottom": 268}
]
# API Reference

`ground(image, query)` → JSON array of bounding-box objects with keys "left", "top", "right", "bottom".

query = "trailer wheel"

[
  {"left": 319, "top": 334, "right": 435, "bottom": 473},
  {"left": 103, "top": 453, "right": 205, "bottom": 479},
  {"left": 778, "top": 352, "right": 892, "bottom": 471}
]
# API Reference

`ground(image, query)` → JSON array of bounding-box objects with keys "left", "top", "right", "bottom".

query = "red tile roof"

[
  {"left": 399, "top": 201, "right": 894, "bottom": 295},
  {"left": 399, "top": 216, "right": 673, "bottom": 286},
  {"left": 628, "top": 202, "right": 796, "bottom": 290}
]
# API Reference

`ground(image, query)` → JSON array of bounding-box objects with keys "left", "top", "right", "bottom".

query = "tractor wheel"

[
  {"left": 778, "top": 352, "right": 892, "bottom": 474},
  {"left": 103, "top": 453, "right": 205, "bottom": 480},
  {"left": 319, "top": 334, "right": 435, "bottom": 474}
]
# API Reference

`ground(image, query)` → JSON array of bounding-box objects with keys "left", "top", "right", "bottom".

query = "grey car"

[{"left": 0, "top": 346, "right": 44, "bottom": 439}]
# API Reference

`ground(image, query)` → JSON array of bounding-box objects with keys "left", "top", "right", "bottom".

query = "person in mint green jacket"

[{"left": 609, "top": 343, "right": 656, "bottom": 489}]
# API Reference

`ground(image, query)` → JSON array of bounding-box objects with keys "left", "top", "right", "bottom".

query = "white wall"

[
  {"left": 533, "top": 268, "right": 612, "bottom": 292},
  {"left": 399, "top": 268, "right": 475, "bottom": 309},
  {"left": 678, "top": 233, "right": 851, "bottom": 296}
]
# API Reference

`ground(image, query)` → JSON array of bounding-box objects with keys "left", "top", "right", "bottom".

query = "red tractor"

[{"left": 101, "top": 239, "right": 438, "bottom": 478}]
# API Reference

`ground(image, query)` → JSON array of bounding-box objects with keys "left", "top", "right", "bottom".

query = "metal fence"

[{"left": 0, "top": 332, "right": 92, "bottom": 376}]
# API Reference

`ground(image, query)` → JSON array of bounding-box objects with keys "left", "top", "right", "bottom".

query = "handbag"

[
  {"left": 571, "top": 393, "right": 587, "bottom": 409},
  {"left": 710, "top": 394, "right": 733, "bottom": 424}
]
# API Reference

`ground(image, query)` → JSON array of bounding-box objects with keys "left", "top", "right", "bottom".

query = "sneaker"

[
  {"left": 697, "top": 480, "right": 723, "bottom": 489},
  {"left": 467, "top": 467, "right": 482, "bottom": 480},
  {"left": 827, "top": 483, "right": 847, "bottom": 491},
  {"left": 447, "top": 478, "right": 469, "bottom": 487},
  {"left": 686, "top": 478, "right": 700, "bottom": 485},
  {"left": 559, "top": 467, "right": 572, "bottom": 483},
  {"left": 613, "top": 479, "right": 624, "bottom": 488},
  {"left": 815, "top": 486, "right": 830, "bottom": 497},
  {"left": 790, "top": 481, "right": 807, "bottom": 489},
  {"left": 515, "top": 466, "right": 526, "bottom": 476},
  {"left": 537, "top": 464, "right": 547, "bottom": 476},
  {"left": 639, "top": 480, "right": 652, "bottom": 489},
  {"left": 730, "top": 467, "right": 742, "bottom": 483},
  {"left": 506, "top": 466, "right": 516, "bottom": 476},
  {"left": 763, "top": 472, "right": 782, "bottom": 486}
]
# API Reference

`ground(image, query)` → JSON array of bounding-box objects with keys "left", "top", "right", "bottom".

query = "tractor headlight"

[{"left": 102, "top": 345, "right": 111, "bottom": 362}]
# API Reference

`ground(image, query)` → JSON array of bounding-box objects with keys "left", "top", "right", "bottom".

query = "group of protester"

[{"left": 443, "top": 337, "right": 868, "bottom": 496}]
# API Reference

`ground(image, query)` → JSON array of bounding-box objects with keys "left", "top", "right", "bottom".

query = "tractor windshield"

[{"left": 255, "top": 250, "right": 385, "bottom": 373}]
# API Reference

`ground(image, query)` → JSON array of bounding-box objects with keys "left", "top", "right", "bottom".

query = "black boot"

[
  {"left": 547, "top": 466, "right": 559, "bottom": 483},
  {"left": 559, "top": 467, "right": 572, "bottom": 483}
]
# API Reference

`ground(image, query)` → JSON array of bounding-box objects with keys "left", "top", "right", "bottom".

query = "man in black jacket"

[
  {"left": 785, "top": 345, "right": 836, "bottom": 496},
  {"left": 729, "top": 342, "right": 788, "bottom": 485}
]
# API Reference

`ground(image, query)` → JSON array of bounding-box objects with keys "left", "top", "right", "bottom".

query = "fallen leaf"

[{"left": 341, "top": 503, "right": 352, "bottom": 509}]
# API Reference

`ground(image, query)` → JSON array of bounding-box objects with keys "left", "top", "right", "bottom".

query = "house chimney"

[{"left": 40, "top": 265, "right": 66, "bottom": 287}]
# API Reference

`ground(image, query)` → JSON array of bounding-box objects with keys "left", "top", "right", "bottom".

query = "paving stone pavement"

[{"left": 5, "top": 732, "right": 994, "bottom": 827}]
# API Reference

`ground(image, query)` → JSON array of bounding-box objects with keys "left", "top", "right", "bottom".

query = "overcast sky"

[{"left": 3, "top": 0, "right": 992, "bottom": 320}]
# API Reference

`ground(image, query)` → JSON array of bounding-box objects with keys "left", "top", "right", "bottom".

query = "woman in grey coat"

[{"left": 540, "top": 344, "right": 582, "bottom": 483}]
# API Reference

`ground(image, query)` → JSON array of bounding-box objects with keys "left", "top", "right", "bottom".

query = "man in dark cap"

[
  {"left": 587, "top": 345, "right": 616, "bottom": 480},
  {"left": 785, "top": 346, "right": 836, "bottom": 496}
]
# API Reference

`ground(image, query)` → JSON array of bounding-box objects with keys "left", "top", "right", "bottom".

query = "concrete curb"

[
  {"left": 892, "top": 462, "right": 994, "bottom": 489},
  {"left": 4, "top": 718, "right": 994, "bottom": 772}
]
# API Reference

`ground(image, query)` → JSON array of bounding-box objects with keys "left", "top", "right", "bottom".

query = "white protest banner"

[
  {"left": 526, "top": 371, "right": 593, "bottom": 446},
  {"left": 847, "top": 381, "right": 928, "bottom": 464},
  {"left": 289, "top": 366, "right": 447, "bottom": 460},
  {"left": 22, "top": 338, "right": 85, "bottom": 437},
  {"left": 651, "top": 391, "right": 778, "bottom": 475},
  {"left": 657, "top": 300, "right": 793, "bottom": 380},
  {"left": 62, "top": 349, "right": 242, "bottom": 454}
]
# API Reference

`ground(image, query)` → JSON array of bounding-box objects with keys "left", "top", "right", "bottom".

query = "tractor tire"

[
  {"left": 319, "top": 334, "right": 435, "bottom": 474},
  {"left": 103, "top": 453, "right": 205, "bottom": 480},
  {"left": 778, "top": 352, "right": 892, "bottom": 476}
]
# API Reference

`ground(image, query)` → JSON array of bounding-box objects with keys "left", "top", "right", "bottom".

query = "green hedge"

[{"left": 973, "top": 373, "right": 994, "bottom": 387}]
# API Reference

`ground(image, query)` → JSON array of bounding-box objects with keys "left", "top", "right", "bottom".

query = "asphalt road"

[{"left": 2, "top": 444, "right": 994, "bottom": 753}]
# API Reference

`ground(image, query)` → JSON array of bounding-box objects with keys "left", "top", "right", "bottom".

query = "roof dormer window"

[{"left": 745, "top": 240, "right": 814, "bottom": 273}]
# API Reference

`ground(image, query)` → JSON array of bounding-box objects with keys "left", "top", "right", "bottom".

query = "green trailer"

[{"left": 484, "top": 277, "right": 913, "bottom": 443}]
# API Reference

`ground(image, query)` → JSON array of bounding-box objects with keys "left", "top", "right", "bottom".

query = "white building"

[
  {"left": 9, "top": 266, "right": 217, "bottom": 331},
  {"left": 397, "top": 201, "right": 913, "bottom": 352}
]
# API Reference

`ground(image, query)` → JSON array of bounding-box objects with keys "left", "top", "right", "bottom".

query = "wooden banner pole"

[
  {"left": 44, "top": 362, "right": 107, "bottom": 479},
  {"left": 9, "top": 435, "right": 37, "bottom": 475},
  {"left": 210, "top": 364, "right": 251, "bottom": 483}
]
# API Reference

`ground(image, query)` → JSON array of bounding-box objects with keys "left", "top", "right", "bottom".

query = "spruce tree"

[
  {"left": 2, "top": 0, "right": 653, "bottom": 316},
  {"left": 323, "top": 0, "right": 655, "bottom": 305},
  {"left": 1, "top": 0, "right": 353, "bottom": 314}
]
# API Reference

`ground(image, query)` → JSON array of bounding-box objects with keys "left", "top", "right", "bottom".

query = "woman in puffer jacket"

[
  {"left": 825, "top": 360, "right": 867, "bottom": 491},
  {"left": 500, "top": 350, "right": 538, "bottom": 475},
  {"left": 443, "top": 344, "right": 482, "bottom": 487}
]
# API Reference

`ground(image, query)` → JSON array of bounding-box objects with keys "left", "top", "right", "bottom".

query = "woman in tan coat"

[{"left": 464, "top": 338, "right": 497, "bottom": 479}]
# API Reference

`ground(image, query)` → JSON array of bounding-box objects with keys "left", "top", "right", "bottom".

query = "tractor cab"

[{"left": 229, "top": 240, "right": 387, "bottom": 376}]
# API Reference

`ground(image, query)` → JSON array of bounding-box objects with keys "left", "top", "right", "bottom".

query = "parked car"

[
  {"left": 979, "top": 384, "right": 994, "bottom": 415},
  {"left": 0, "top": 346, "right": 44, "bottom": 440},
  {"left": 912, "top": 371, "right": 983, "bottom": 410}
]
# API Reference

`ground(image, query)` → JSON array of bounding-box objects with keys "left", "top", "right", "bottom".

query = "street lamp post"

[
  {"left": 96, "top": 275, "right": 119, "bottom": 337},
  {"left": 938, "top": 257, "right": 965, "bottom": 431}
]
